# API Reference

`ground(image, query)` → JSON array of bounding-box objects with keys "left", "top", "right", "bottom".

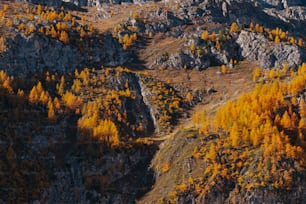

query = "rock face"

[
  {"left": 261, "top": 0, "right": 305, "bottom": 8},
  {"left": 0, "top": 33, "right": 130, "bottom": 76},
  {"left": 65, "top": 0, "right": 145, "bottom": 5},
  {"left": 105, "top": 71, "right": 156, "bottom": 136},
  {"left": 26, "top": 0, "right": 62, "bottom": 6},
  {"left": 152, "top": 37, "right": 241, "bottom": 70},
  {"left": 44, "top": 146, "right": 156, "bottom": 203},
  {"left": 236, "top": 30, "right": 305, "bottom": 69},
  {"left": 284, "top": 6, "right": 306, "bottom": 20}
]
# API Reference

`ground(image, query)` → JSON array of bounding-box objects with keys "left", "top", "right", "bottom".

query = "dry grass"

[
  {"left": 146, "top": 60, "right": 256, "bottom": 116},
  {"left": 139, "top": 34, "right": 186, "bottom": 66},
  {"left": 72, "top": 2, "right": 157, "bottom": 33}
]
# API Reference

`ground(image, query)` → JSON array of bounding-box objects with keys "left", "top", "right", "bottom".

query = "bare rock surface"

[
  {"left": 0, "top": 33, "right": 130, "bottom": 76},
  {"left": 237, "top": 30, "right": 306, "bottom": 69}
]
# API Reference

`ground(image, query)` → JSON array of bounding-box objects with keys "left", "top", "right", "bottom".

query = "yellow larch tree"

[
  {"left": 186, "top": 92, "right": 193, "bottom": 104},
  {"left": 53, "top": 97, "right": 61, "bottom": 109},
  {"left": 50, "top": 26, "right": 57, "bottom": 38},
  {"left": 59, "top": 31, "right": 69, "bottom": 44},
  {"left": 39, "top": 91, "right": 50, "bottom": 105},
  {"left": 210, "top": 32, "right": 216, "bottom": 42},
  {"left": 47, "top": 99, "right": 55, "bottom": 120},
  {"left": 221, "top": 64, "right": 227, "bottom": 74},
  {"left": 280, "top": 111, "right": 292, "bottom": 129},
  {"left": 201, "top": 30, "right": 209, "bottom": 41},
  {"left": 274, "top": 35, "right": 280, "bottom": 44},
  {"left": 29, "top": 86, "right": 39, "bottom": 104},
  {"left": 230, "top": 22, "right": 239, "bottom": 33},
  {"left": 215, "top": 40, "right": 221, "bottom": 50}
]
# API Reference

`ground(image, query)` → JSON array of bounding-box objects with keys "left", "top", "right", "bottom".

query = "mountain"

[{"left": 0, "top": 0, "right": 305, "bottom": 203}]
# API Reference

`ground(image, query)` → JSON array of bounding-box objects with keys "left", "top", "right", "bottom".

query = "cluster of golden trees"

[
  {"left": 249, "top": 22, "right": 304, "bottom": 46},
  {"left": 201, "top": 30, "right": 218, "bottom": 42},
  {"left": 212, "top": 63, "right": 306, "bottom": 147},
  {"left": 78, "top": 114, "right": 120, "bottom": 147},
  {"left": 200, "top": 30, "right": 222, "bottom": 50},
  {"left": 196, "top": 24, "right": 240, "bottom": 56},
  {"left": 142, "top": 75, "right": 183, "bottom": 133},
  {"left": 71, "top": 67, "right": 147, "bottom": 146},
  {"left": 178, "top": 63, "right": 306, "bottom": 200},
  {"left": 0, "top": 3, "right": 98, "bottom": 45},
  {"left": 201, "top": 21, "right": 304, "bottom": 48},
  {"left": 28, "top": 81, "right": 63, "bottom": 120},
  {"left": 118, "top": 33, "right": 137, "bottom": 50}
]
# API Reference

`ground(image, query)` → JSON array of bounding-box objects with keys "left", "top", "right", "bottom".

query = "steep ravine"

[{"left": 138, "top": 75, "right": 160, "bottom": 134}]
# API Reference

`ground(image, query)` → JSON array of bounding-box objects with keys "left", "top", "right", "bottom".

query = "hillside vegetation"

[
  {"left": 144, "top": 63, "right": 306, "bottom": 203},
  {"left": 0, "top": 0, "right": 305, "bottom": 203}
]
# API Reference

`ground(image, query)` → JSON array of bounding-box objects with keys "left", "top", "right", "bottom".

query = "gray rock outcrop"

[
  {"left": 260, "top": 0, "right": 305, "bottom": 8},
  {"left": 236, "top": 30, "right": 305, "bottom": 69},
  {"left": 152, "top": 36, "right": 241, "bottom": 70},
  {"left": 0, "top": 33, "right": 130, "bottom": 76},
  {"left": 26, "top": 0, "right": 62, "bottom": 6}
]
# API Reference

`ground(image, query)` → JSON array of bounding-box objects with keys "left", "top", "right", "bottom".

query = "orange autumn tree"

[
  {"left": 201, "top": 30, "right": 209, "bottom": 41},
  {"left": 230, "top": 22, "right": 239, "bottom": 33},
  {"left": 59, "top": 31, "right": 69, "bottom": 44},
  {"left": 29, "top": 86, "right": 39, "bottom": 104},
  {"left": 47, "top": 99, "right": 55, "bottom": 120}
]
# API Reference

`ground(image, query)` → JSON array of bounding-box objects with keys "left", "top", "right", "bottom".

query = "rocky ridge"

[
  {"left": 18, "top": 0, "right": 306, "bottom": 71},
  {"left": 237, "top": 30, "right": 305, "bottom": 69},
  {"left": 0, "top": 32, "right": 130, "bottom": 76}
]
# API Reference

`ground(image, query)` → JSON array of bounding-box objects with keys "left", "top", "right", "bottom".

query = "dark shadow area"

[
  {"left": 61, "top": 1, "right": 87, "bottom": 12},
  {"left": 106, "top": 144, "right": 159, "bottom": 203},
  {"left": 123, "top": 36, "right": 152, "bottom": 71}
]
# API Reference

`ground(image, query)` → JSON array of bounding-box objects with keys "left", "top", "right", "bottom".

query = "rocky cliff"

[
  {"left": 0, "top": 32, "right": 130, "bottom": 76},
  {"left": 237, "top": 30, "right": 306, "bottom": 69}
]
